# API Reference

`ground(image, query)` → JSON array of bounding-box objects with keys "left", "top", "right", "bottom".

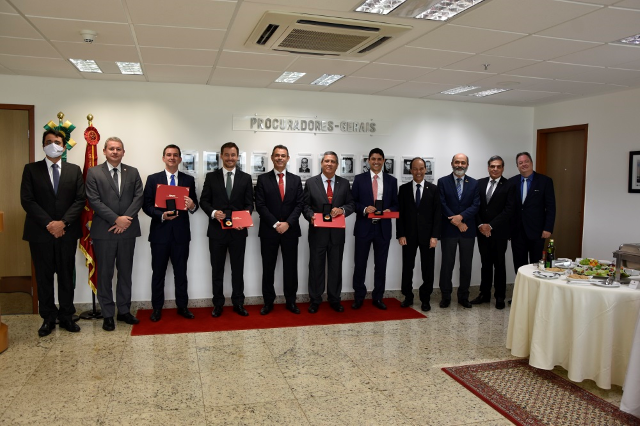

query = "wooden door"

[{"left": 537, "top": 125, "right": 588, "bottom": 260}]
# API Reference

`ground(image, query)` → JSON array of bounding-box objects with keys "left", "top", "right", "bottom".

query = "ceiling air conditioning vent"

[{"left": 245, "top": 11, "right": 411, "bottom": 57}]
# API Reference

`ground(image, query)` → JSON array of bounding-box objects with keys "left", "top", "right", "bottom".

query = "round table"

[{"left": 506, "top": 264, "right": 640, "bottom": 389}]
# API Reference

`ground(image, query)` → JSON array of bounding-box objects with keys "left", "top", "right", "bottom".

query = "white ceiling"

[{"left": 1, "top": 0, "right": 640, "bottom": 106}]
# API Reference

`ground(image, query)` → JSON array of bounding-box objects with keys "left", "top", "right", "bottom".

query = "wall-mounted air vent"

[{"left": 245, "top": 12, "right": 411, "bottom": 57}]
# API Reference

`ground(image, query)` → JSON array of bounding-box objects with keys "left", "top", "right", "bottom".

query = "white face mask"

[{"left": 44, "top": 143, "right": 64, "bottom": 158}]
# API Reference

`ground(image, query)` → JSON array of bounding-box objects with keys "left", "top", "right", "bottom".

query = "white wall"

[
  {"left": 534, "top": 87, "right": 640, "bottom": 261},
  {"left": 1, "top": 74, "right": 534, "bottom": 304}
]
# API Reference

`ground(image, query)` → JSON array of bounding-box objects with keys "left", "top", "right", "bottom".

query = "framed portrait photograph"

[
  {"left": 423, "top": 157, "right": 435, "bottom": 183},
  {"left": 384, "top": 156, "right": 395, "bottom": 175},
  {"left": 340, "top": 154, "right": 355, "bottom": 181},
  {"left": 297, "top": 153, "right": 312, "bottom": 181},
  {"left": 236, "top": 151, "right": 247, "bottom": 172},
  {"left": 401, "top": 156, "right": 414, "bottom": 182},
  {"left": 203, "top": 151, "right": 218, "bottom": 173},
  {"left": 251, "top": 151, "right": 267, "bottom": 181},
  {"left": 629, "top": 151, "right": 640, "bottom": 193},
  {"left": 179, "top": 150, "right": 198, "bottom": 178},
  {"left": 361, "top": 155, "right": 370, "bottom": 174}
]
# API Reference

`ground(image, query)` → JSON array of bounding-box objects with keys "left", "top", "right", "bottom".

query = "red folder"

[
  {"left": 155, "top": 184, "right": 189, "bottom": 210},
  {"left": 313, "top": 213, "right": 346, "bottom": 228},
  {"left": 219, "top": 210, "right": 254, "bottom": 229},
  {"left": 367, "top": 211, "right": 400, "bottom": 219}
]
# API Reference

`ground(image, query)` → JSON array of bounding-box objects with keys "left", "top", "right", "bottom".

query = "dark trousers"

[
  {"left": 352, "top": 224, "right": 391, "bottom": 302},
  {"left": 439, "top": 237, "right": 475, "bottom": 301},
  {"left": 150, "top": 241, "right": 190, "bottom": 309},
  {"left": 209, "top": 234, "right": 246, "bottom": 307},
  {"left": 477, "top": 235, "right": 508, "bottom": 300},
  {"left": 93, "top": 238, "right": 136, "bottom": 318},
  {"left": 29, "top": 239, "right": 77, "bottom": 322},
  {"left": 401, "top": 242, "right": 435, "bottom": 302},
  {"left": 260, "top": 235, "right": 299, "bottom": 304},
  {"left": 308, "top": 241, "right": 344, "bottom": 304},
  {"left": 511, "top": 225, "right": 545, "bottom": 274}
]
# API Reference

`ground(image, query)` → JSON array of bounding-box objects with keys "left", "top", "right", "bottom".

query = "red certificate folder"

[
  {"left": 219, "top": 210, "right": 254, "bottom": 229},
  {"left": 155, "top": 184, "right": 189, "bottom": 210},
  {"left": 313, "top": 213, "right": 346, "bottom": 228},
  {"left": 367, "top": 212, "right": 400, "bottom": 219}
]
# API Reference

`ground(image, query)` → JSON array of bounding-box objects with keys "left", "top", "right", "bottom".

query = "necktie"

[
  {"left": 113, "top": 168, "right": 119, "bottom": 195},
  {"left": 486, "top": 180, "right": 495, "bottom": 203},
  {"left": 522, "top": 177, "right": 528, "bottom": 204},
  {"left": 278, "top": 173, "right": 285, "bottom": 201},
  {"left": 415, "top": 183, "right": 421, "bottom": 208},
  {"left": 170, "top": 174, "right": 176, "bottom": 186},
  {"left": 372, "top": 174, "right": 378, "bottom": 201},
  {"left": 326, "top": 179, "right": 333, "bottom": 203},
  {"left": 456, "top": 178, "right": 462, "bottom": 200},
  {"left": 226, "top": 171, "right": 232, "bottom": 198},
  {"left": 52, "top": 163, "right": 59, "bottom": 194}
]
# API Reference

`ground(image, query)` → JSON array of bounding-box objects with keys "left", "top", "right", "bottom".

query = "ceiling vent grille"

[{"left": 245, "top": 12, "right": 411, "bottom": 57}]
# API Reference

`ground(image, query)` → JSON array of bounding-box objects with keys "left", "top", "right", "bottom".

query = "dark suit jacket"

[
  {"left": 255, "top": 170, "right": 303, "bottom": 239},
  {"left": 200, "top": 168, "right": 254, "bottom": 238},
  {"left": 396, "top": 180, "right": 441, "bottom": 245},
  {"left": 352, "top": 172, "right": 398, "bottom": 241},
  {"left": 509, "top": 172, "right": 556, "bottom": 239},
  {"left": 475, "top": 176, "right": 515, "bottom": 240},
  {"left": 302, "top": 174, "right": 355, "bottom": 245},
  {"left": 142, "top": 171, "right": 199, "bottom": 244},
  {"left": 438, "top": 173, "right": 480, "bottom": 239},
  {"left": 86, "top": 161, "right": 144, "bottom": 240},
  {"left": 20, "top": 160, "right": 86, "bottom": 243}
]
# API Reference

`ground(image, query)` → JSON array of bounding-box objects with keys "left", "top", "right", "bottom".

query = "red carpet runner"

[{"left": 131, "top": 298, "right": 425, "bottom": 336}]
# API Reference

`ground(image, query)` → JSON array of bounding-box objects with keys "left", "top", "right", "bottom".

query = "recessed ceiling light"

[
  {"left": 415, "top": 0, "right": 486, "bottom": 21},
  {"left": 69, "top": 59, "right": 102, "bottom": 73},
  {"left": 618, "top": 34, "right": 640, "bottom": 45},
  {"left": 440, "top": 85, "right": 480, "bottom": 95},
  {"left": 275, "top": 71, "right": 306, "bottom": 83},
  {"left": 468, "top": 88, "right": 510, "bottom": 97},
  {"left": 116, "top": 62, "right": 143, "bottom": 75},
  {"left": 311, "top": 74, "right": 345, "bottom": 86},
  {"left": 355, "top": 0, "right": 407, "bottom": 15}
]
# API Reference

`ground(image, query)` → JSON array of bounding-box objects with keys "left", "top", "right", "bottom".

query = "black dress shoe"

[
  {"left": 439, "top": 299, "right": 451, "bottom": 308},
  {"left": 150, "top": 309, "right": 162, "bottom": 322},
  {"left": 508, "top": 299, "right": 512, "bottom": 305},
  {"left": 458, "top": 300, "right": 472, "bottom": 309},
  {"left": 117, "top": 312, "right": 140, "bottom": 325},
  {"left": 308, "top": 303, "right": 320, "bottom": 314},
  {"left": 233, "top": 305, "right": 249, "bottom": 316},
  {"left": 372, "top": 300, "right": 387, "bottom": 310},
  {"left": 421, "top": 302, "right": 431, "bottom": 312},
  {"left": 211, "top": 306, "right": 223, "bottom": 317},
  {"left": 330, "top": 303, "right": 344, "bottom": 312},
  {"left": 351, "top": 299, "right": 364, "bottom": 310},
  {"left": 103, "top": 317, "right": 115, "bottom": 331},
  {"left": 400, "top": 298, "right": 414, "bottom": 308},
  {"left": 177, "top": 307, "right": 195, "bottom": 319},
  {"left": 59, "top": 319, "right": 81, "bottom": 333},
  {"left": 260, "top": 304, "right": 273, "bottom": 315},
  {"left": 470, "top": 295, "right": 490, "bottom": 305},
  {"left": 38, "top": 321, "right": 56, "bottom": 337},
  {"left": 286, "top": 302, "right": 300, "bottom": 314},
  {"left": 496, "top": 300, "right": 506, "bottom": 310}
]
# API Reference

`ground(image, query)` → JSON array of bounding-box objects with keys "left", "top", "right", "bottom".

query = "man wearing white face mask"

[{"left": 20, "top": 129, "right": 86, "bottom": 337}]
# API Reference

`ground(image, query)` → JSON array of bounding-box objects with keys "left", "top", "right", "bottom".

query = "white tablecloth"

[
  {"left": 506, "top": 264, "right": 640, "bottom": 389},
  {"left": 621, "top": 310, "right": 640, "bottom": 416}
]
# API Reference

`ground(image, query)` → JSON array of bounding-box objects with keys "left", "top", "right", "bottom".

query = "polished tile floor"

[{"left": 0, "top": 300, "right": 624, "bottom": 425}]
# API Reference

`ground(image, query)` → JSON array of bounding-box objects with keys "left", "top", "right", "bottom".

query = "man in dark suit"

[
  {"left": 471, "top": 155, "right": 515, "bottom": 310},
  {"left": 86, "top": 136, "right": 144, "bottom": 331},
  {"left": 509, "top": 152, "right": 556, "bottom": 274},
  {"left": 303, "top": 151, "right": 355, "bottom": 313},
  {"left": 396, "top": 157, "right": 441, "bottom": 311},
  {"left": 438, "top": 153, "right": 480, "bottom": 309},
  {"left": 142, "top": 144, "right": 199, "bottom": 322},
  {"left": 20, "top": 129, "right": 86, "bottom": 337},
  {"left": 255, "top": 145, "right": 304, "bottom": 315},
  {"left": 351, "top": 148, "right": 398, "bottom": 310},
  {"left": 200, "top": 142, "right": 254, "bottom": 317}
]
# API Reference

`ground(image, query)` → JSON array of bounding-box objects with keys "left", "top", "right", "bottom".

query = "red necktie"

[
  {"left": 372, "top": 174, "right": 378, "bottom": 201},
  {"left": 326, "top": 179, "right": 333, "bottom": 203},
  {"left": 278, "top": 173, "right": 285, "bottom": 201}
]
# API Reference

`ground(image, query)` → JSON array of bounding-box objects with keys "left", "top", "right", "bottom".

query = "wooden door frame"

[
  {"left": 0, "top": 104, "right": 37, "bottom": 314},
  {"left": 536, "top": 124, "right": 588, "bottom": 257}
]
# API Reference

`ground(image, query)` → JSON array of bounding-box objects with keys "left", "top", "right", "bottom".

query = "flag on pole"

[{"left": 79, "top": 115, "right": 100, "bottom": 294}]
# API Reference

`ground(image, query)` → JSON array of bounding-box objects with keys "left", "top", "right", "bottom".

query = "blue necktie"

[
  {"left": 415, "top": 183, "right": 421, "bottom": 208},
  {"left": 456, "top": 178, "right": 462, "bottom": 200},
  {"left": 170, "top": 174, "right": 176, "bottom": 186},
  {"left": 52, "top": 163, "right": 59, "bottom": 194}
]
